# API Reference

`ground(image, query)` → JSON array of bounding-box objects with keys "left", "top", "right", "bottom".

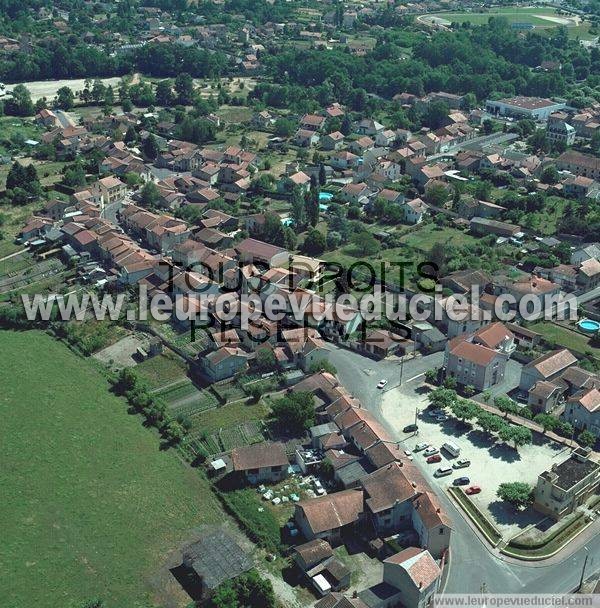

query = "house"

[
  {"left": 470, "top": 217, "right": 521, "bottom": 238},
  {"left": 340, "top": 183, "right": 371, "bottom": 205},
  {"left": 360, "top": 329, "right": 411, "bottom": 359},
  {"left": 321, "top": 132, "right": 345, "bottom": 151},
  {"left": 444, "top": 323, "right": 515, "bottom": 391},
  {"left": 571, "top": 244, "right": 600, "bottom": 266},
  {"left": 361, "top": 463, "right": 419, "bottom": 537},
  {"left": 578, "top": 258, "right": 600, "bottom": 290},
  {"left": 235, "top": 238, "right": 289, "bottom": 267},
  {"left": 196, "top": 346, "right": 249, "bottom": 382},
  {"left": 527, "top": 380, "right": 564, "bottom": 414},
  {"left": 295, "top": 129, "right": 320, "bottom": 148},
  {"left": 35, "top": 108, "right": 61, "bottom": 128},
  {"left": 556, "top": 151, "right": 600, "bottom": 181},
  {"left": 291, "top": 539, "right": 351, "bottom": 595},
  {"left": 495, "top": 274, "right": 561, "bottom": 314},
  {"left": 546, "top": 113, "right": 576, "bottom": 146},
  {"left": 519, "top": 349, "right": 578, "bottom": 393},
  {"left": 563, "top": 176, "right": 599, "bottom": 200},
  {"left": 564, "top": 388, "right": 600, "bottom": 436},
  {"left": 356, "top": 119, "right": 385, "bottom": 136},
  {"left": 402, "top": 198, "right": 428, "bottom": 224},
  {"left": 294, "top": 489, "right": 364, "bottom": 546},
  {"left": 252, "top": 110, "right": 275, "bottom": 129},
  {"left": 533, "top": 448, "right": 600, "bottom": 520},
  {"left": 231, "top": 441, "right": 289, "bottom": 484},
  {"left": 350, "top": 136, "right": 375, "bottom": 155},
  {"left": 375, "top": 129, "right": 397, "bottom": 148},
  {"left": 282, "top": 327, "right": 330, "bottom": 371},
  {"left": 301, "top": 114, "right": 326, "bottom": 132},
  {"left": 329, "top": 151, "right": 360, "bottom": 171},
  {"left": 438, "top": 296, "right": 488, "bottom": 338},
  {"left": 359, "top": 547, "right": 441, "bottom": 608}
]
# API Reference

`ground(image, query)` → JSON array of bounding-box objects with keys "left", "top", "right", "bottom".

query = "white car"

[
  {"left": 377, "top": 379, "right": 388, "bottom": 389},
  {"left": 423, "top": 447, "right": 439, "bottom": 457},
  {"left": 403, "top": 449, "right": 414, "bottom": 461},
  {"left": 414, "top": 442, "right": 429, "bottom": 452}
]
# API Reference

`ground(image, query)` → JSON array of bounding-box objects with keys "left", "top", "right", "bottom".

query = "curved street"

[{"left": 326, "top": 346, "right": 599, "bottom": 593}]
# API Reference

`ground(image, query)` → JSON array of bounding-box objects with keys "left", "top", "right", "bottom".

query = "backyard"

[{"left": 0, "top": 329, "right": 222, "bottom": 608}]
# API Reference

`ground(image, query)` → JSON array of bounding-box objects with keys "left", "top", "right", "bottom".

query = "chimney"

[{"left": 437, "top": 508, "right": 441, "bottom": 513}]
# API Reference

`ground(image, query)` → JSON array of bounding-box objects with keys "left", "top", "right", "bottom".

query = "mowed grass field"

[
  {"left": 427, "top": 7, "right": 588, "bottom": 35},
  {"left": 0, "top": 330, "right": 221, "bottom": 608}
]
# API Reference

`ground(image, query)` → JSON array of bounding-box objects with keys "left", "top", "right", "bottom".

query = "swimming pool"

[
  {"left": 578, "top": 319, "right": 600, "bottom": 333},
  {"left": 319, "top": 192, "right": 333, "bottom": 201},
  {"left": 281, "top": 217, "right": 294, "bottom": 227}
]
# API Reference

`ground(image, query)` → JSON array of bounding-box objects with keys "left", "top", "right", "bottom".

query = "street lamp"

[{"left": 578, "top": 546, "right": 589, "bottom": 591}]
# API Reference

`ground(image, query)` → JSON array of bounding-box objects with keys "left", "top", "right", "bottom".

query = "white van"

[
  {"left": 442, "top": 442, "right": 460, "bottom": 457},
  {"left": 434, "top": 466, "right": 452, "bottom": 478}
]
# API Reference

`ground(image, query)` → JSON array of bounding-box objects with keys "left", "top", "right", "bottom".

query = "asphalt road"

[{"left": 327, "top": 346, "right": 600, "bottom": 593}]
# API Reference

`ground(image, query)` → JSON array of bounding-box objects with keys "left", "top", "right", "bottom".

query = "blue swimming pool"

[
  {"left": 281, "top": 217, "right": 294, "bottom": 227},
  {"left": 319, "top": 192, "right": 333, "bottom": 201},
  {"left": 578, "top": 319, "right": 600, "bottom": 333}
]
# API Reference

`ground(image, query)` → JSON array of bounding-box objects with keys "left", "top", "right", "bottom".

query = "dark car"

[
  {"left": 403, "top": 424, "right": 418, "bottom": 433},
  {"left": 453, "top": 476, "right": 470, "bottom": 486}
]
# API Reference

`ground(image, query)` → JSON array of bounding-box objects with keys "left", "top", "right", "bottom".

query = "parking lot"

[{"left": 381, "top": 379, "right": 569, "bottom": 538}]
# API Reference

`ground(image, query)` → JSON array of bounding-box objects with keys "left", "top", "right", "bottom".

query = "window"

[
  {"left": 249, "top": 468, "right": 259, "bottom": 475},
  {"left": 439, "top": 527, "right": 445, "bottom": 534}
]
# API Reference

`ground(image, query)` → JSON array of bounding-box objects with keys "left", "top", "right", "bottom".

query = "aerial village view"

[{"left": 2, "top": 0, "right": 600, "bottom": 607}]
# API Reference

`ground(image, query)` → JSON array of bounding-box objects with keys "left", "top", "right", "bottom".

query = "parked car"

[
  {"left": 466, "top": 485, "right": 482, "bottom": 495},
  {"left": 453, "top": 476, "right": 470, "bottom": 486},
  {"left": 403, "top": 450, "right": 414, "bottom": 461},
  {"left": 423, "top": 446, "right": 439, "bottom": 457},
  {"left": 414, "top": 442, "right": 429, "bottom": 452},
  {"left": 434, "top": 466, "right": 453, "bottom": 478},
  {"left": 403, "top": 424, "right": 418, "bottom": 433},
  {"left": 427, "top": 454, "right": 442, "bottom": 463},
  {"left": 377, "top": 379, "right": 388, "bottom": 389},
  {"left": 453, "top": 459, "right": 471, "bottom": 469}
]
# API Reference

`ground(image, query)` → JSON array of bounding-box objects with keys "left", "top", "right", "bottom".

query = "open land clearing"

[{"left": 0, "top": 329, "right": 221, "bottom": 608}]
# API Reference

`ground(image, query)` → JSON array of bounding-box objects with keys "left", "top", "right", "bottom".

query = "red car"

[
  {"left": 427, "top": 454, "right": 442, "bottom": 463},
  {"left": 466, "top": 485, "right": 481, "bottom": 495}
]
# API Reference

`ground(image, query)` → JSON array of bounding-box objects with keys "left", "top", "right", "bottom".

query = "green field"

[
  {"left": 530, "top": 321, "right": 600, "bottom": 359},
  {"left": 0, "top": 330, "right": 221, "bottom": 608},
  {"left": 422, "top": 6, "right": 588, "bottom": 36}
]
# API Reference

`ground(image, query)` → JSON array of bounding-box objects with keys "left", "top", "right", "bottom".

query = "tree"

[
  {"left": 424, "top": 369, "right": 438, "bottom": 384},
  {"left": 308, "top": 359, "right": 337, "bottom": 374},
  {"left": 541, "top": 165, "right": 559, "bottom": 184},
  {"left": 155, "top": 79, "right": 176, "bottom": 106},
  {"left": 425, "top": 181, "right": 450, "bottom": 206},
  {"left": 271, "top": 391, "right": 315, "bottom": 432},
  {"left": 5, "top": 84, "right": 33, "bottom": 116},
  {"left": 140, "top": 181, "right": 160, "bottom": 207},
  {"left": 352, "top": 231, "right": 380, "bottom": 256},
  {"left": 142, "top": 134, "right": 159, "bottom": 159},
  {"left": 290, "top": 187, "right": 306, "bottom": 229},
  {"left": 274, "top": 118, "right": 295, "bottom": 138},
  {"left": 255, "top": 347, "right": 277, "bottom": 371},
  {"left": 63, "top": 162, "right": 86, "bottom": 188},
  {"left": 124, "top": 125, "right": 137, "bottom": 144},
  {"left": 428, "top": 387, "right": 457, "bottom": 409},
  {"left": 175, "top": 72, "right": 195, "bottom": 104},
  {"left": 449, "top": 398, "right": 480, "bottom": 423},
  {"left": 303, "top": 228, "right": 326, "bottom": 255},
  {"left": 55, "top": 86, "right": 75, "bottom": 110},
  {"left": 319, "top": 163, "right": 327, "bottom": 186},
  {"left": 497, "top": 482, "right": 533, "bottom": 509},
  {"left": 494, "top": 395, "right": 519, "bottom": 418},
  {"left": 533, "top": 413, "right": 558, "bottom": 434},
  {"left": 578, "top": 429, "right": 596, "bottom": 448}
]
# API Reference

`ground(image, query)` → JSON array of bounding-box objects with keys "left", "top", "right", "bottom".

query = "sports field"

[
  {"left": 424, "top": 7, "right": 583, "bottom": 29},
  {"left": 0, "top": 330, "right": 221, "bottom": 608}
]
